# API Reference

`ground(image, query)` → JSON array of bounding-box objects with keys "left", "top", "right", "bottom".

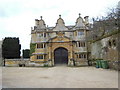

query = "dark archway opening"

[{"left": 54, "top": 47, "right": 68, "bottom": 65}]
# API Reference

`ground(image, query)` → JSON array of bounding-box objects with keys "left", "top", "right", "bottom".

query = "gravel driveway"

[{"left": 2, "top": 66, "right": 118, "bottom": 88}]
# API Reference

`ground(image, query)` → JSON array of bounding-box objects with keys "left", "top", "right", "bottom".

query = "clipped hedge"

[{"left": 23, "top": 49, "right": 30, "bottom": 58}]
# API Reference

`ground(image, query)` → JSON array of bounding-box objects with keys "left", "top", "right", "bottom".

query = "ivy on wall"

[{"left": 30, "top": 43, "right": 36, "bottom": 56}]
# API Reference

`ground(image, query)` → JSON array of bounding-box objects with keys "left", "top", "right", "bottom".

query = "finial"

[
  {"left": 40, "top": 16, "right": 42, "bottom": 20},
  {"left": 79, "top": 13, "right": 81, "bottom": 17},
  {"left": 59, "top": 15, "right": 61, "bottom": 18}
]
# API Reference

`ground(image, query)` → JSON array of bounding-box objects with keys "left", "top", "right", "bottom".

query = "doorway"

[{"left": 54, "top": 47, "right": 68, "bottom": 65}]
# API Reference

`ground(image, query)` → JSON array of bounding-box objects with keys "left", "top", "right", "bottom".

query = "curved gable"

[{"left": 53, "top": 15, "right": 68, "bottom": 31}]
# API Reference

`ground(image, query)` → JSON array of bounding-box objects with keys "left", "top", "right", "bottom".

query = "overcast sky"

[{"left": 0, "top": 0, "right": 119, "bottom": 53}]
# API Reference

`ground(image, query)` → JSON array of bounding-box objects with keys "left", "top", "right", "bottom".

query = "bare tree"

[{"left": 87, "top": 6, "right": 119, "bottom": 42}]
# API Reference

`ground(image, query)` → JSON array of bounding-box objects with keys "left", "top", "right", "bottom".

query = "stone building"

[
  {"left": 90, "top": 33, "right": 120, "bottom": 70},
  {"left": 30, "top": 14, "right": 90, "bottom": 66},
  {"left": 89, "top": 8, "right": 120, "bottom": 70}
]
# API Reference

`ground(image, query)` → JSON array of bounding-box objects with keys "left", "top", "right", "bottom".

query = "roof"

[{"left": 31, "top": 14, "right": 91, "bottom": 32}]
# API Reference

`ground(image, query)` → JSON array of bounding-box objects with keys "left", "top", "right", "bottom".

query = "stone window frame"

[
  {"left": 78, "top": 31, "right": 84, "bottom": 36},
  {"left": 38, "top": 32, "right": 46, "bottom": 37},
  {"left": 39, "top": 33, "right": 44, "bottom": 37},
  {"left": 112, "top": 39, "right": 116, "bottom": 47},
  {"left": 77, "top": 54, "right": 86, "bottom": 59},
  {"left": 108, "top": 39, "right": 116, "bottom": 47},
  {"left": 37, "top": 43, "right": 46, "bottom": 48},
  {"left": 74, "top": 32, "right": 77, "bottom": 36},
  {"left": 47, "top": 32, "right": 51, "bottom": 37},
  {"left": 76, "top": 41, "right": 86, "bottom": 47},
  {"left": 37, "top": 55, "right": 44, "bottom": 59},
  {"left": 108, "top": 40, "right": 112, "bottom": 47},
  {"left": 44, "top": 33, "right": 46, "bottom": 37}
]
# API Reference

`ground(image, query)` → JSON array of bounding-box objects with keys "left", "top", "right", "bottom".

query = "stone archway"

[{"left": 54, "top": 47, "right": 68, "bottom": 65}]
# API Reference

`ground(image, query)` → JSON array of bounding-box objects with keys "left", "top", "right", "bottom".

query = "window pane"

[
  {"left": 78, "top": 32, "right": 84, "bottom": 36},
  {"left": 113, "top": 40, "right": 116, "bottom": 46},
  {"left": 79, "top": 54, "right": 81, "bottom": 58},
  {"left": 77, "top": 54, "right": 79, "bottom": 58},
  {"left": 84, "top": 54, "right": 86, "bottom": 58},
  {"left": 41, "top": 43, "right": 43, "bottom": 48},
  {"left": 79, "top": 42, "right": 81, "bottom": 47},
  {"left": 37, "top": 44, "right": 39, "bottom": 48},
  {"left": 37, "top": 55, "right": 43, "bottom": 59},
  {"left": 37, "top": 43, "right": 44, "bottom": 48},
  {"left": 44, "top": 44, "right": 46, "bottom": 48},
  {"left": 83, "top": 42, "right": 85, "bottom": 47},
  {"left": 39, "top": 33, "right": 43, "bottom": 37},
  {"left": 108, "top": 41, "right": 112, "bottom": 47},
  {"left": 44, "top": 33, "right": 46, "bottom": 37}
]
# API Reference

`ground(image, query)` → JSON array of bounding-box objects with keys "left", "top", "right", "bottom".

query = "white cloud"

[{"left": 0, "top": 0, "right": 119, "bottom": 55}]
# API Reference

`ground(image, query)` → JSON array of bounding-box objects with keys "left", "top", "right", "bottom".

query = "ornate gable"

[
  {"left": 73, "top": 13, "right": 86, "bottom": 30},
  {"left": 36, "top": 16, "right": 46, "bottom": 30},
  {"left": 49, "top": 31, "right": 70, "bottom": 42},
  {"left": 53, "top": 15, "right": 68, "bottom": 31}
]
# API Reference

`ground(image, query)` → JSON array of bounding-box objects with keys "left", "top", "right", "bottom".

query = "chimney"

[
  {"left": 35, "top": 19, "right": 39, "bottom": 26},
  {"left": 31, "top": 27, "right": 33, "bottom": 30},
  {"left": 84, "top": 16, "right": 89, "bottom": 24}
]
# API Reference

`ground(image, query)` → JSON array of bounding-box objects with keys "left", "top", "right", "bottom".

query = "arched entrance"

[{"left": 54, "top": 47, "right": 68, "bottom": 65}]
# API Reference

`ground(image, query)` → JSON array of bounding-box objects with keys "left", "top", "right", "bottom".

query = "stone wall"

[
  {"left": 90, "top": 33, "right": 120, "bottom": 70},
  {"left": 4, "top": 59, "right": 30, "bottom": 67},
  {"left": 4, "top": 59, "right": 53, "bottom": 67}
]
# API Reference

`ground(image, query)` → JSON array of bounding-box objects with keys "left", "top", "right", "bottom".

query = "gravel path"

[{"left": 2, "top": 66, "right": 118, "bottom": 88}]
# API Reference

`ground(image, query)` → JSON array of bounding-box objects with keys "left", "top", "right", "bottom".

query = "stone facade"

[
  {"left": 91, "top": 33, "right": 120, "bottom": 70},
  {"left": 30, "top": 14, "right": 90, "bottom": 66}
]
